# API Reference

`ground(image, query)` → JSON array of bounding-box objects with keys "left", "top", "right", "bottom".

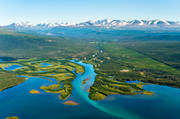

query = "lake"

[{"left": 0, "top": 60, "right": 180, "bottom": 119}]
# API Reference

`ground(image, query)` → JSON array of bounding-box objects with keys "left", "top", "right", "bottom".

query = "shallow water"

[
  {"left": 0, "top": 60, "right": 180, "bottom": 119},
  {"left": 126, "top": 80, "right": 141, "bottom": 84},
  {"left": 4, "top": 65, "right": 24, "bottom": 71},
  {"left": 40, "top": 63, "right": 52, "bottom": 67},
  {"left": 37, "top": 71, "right": 47, "bottom": 73},
  {"left": 98, "top": 84, "right": 180, "bottom": 119}
]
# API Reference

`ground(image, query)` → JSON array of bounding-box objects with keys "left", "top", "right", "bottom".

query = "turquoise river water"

[{"left": 0, "top": 59, "right": 180, "bottom": 119}]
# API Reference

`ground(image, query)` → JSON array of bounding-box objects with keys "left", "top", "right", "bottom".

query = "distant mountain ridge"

[{"left": 2, "top": 19, "right": 180, "bottom": 30}]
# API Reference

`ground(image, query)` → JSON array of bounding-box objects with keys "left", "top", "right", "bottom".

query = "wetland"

[{"left": 1, "top": 30, "right": 180, "bottom": 119}]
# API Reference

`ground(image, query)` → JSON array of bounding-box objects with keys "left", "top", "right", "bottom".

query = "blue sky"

[{"left": 0, "top": 0, "right": 180, "bottom": 25}]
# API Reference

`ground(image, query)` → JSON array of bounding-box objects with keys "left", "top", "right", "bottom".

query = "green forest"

[{"left": 1, "top": 29, "right": 180, "bottom": 99}]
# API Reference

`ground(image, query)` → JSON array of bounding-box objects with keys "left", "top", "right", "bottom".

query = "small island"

[
  {"left": 63, "top": 100, "right": 79, "bottom": 106},
  {"left": 82, "top": 78, "right": 89, "bottom": 84},
  {"left": 29, "top": 89, "right": 40, "bottom": 94},
  {"left": 5, "top": 116, "right": 19, "bottom": 119}
]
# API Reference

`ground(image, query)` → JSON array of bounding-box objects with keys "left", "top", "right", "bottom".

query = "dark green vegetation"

[
  {"left": 89, "top": 74, "right": 151, "bottom": 100},
  {"left": 0, "top": 72, "right": 26, "bottom": 91},
  {"left": 124, "top": 42, "right": 180, "bottom": 70},
  {"left": 1, "top": 29, "right": 180, "bottom": 100},
  {"left": 104, "top": 43, "right": 180, "bottom": 87},
  {"left": 0, "top": 30, "right": 96, "bottom": 58},
  {"left": 0, "top": 30, "right": 92, "bottom": 98},
  {"left": 85, "top": 32, "right": 180, "bottom": 99},
  {"left": 87, "top": 43, "right": 180, "bottom": 100}
]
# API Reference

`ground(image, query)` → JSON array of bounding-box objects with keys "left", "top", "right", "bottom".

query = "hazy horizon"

[
  {"left": 1, "top": 18, "right": 180, "bottom": 26},
  {"left": 0, "top": 0, "right": 180, "bottom": 25}
]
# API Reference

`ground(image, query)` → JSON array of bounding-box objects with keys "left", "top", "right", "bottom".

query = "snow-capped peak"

[
  {"left": 60, "top": 22, "right": 75, "bottom": 26},
  {"left": 10, "top": 22, "right": 34, "bottom": 27},
  {"left": 129, "top": 20, "right": 144, "bottom": 26},
  {"left": 2, "top": 19, "right": 180, "bottom": 30},
  {"left": 152, "top": 19, "right": 170, "bottom": 25}
]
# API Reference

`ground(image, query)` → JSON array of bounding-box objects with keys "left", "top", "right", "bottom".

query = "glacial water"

[
  {"left": 40, "top": 63, "right": 52, "bottom": 67},
  {"left": 4, "top": 65, "right": 24, "bottom": 71},
  {"left": 0, "top": 59, "right": 180, "bottom": 119}
]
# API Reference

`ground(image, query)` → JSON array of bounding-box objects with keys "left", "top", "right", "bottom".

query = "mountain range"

[{"left": 1, "top": 19, "right": 180, "bottom": 30}]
